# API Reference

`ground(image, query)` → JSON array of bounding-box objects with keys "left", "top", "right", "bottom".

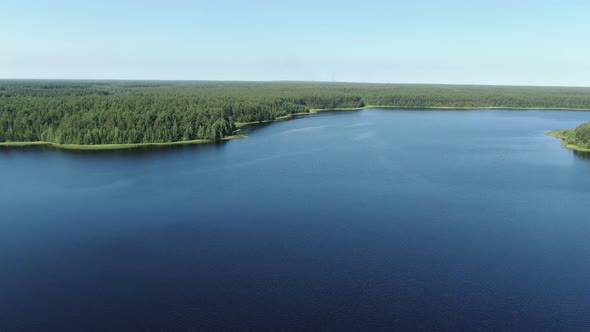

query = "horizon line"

[{"left": 0, "top": 78, "right": 589, "bottom": 89}]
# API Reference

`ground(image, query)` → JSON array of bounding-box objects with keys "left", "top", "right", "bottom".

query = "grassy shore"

[
  {"left": 234, "top": 108, "right": 362, "bottom": 128},
  {"left": 547, "top": 130, "right": 590, "bottom": 152},
  {"left": 235, "top": 112, "right": 312, "bottom": 128},
  {"left": 0, "top": 135, "right": 246, "bottom": 150}
]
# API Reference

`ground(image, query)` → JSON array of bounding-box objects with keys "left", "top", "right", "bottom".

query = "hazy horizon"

[
  {"left": 1, "top": 78, "right": 590, "bottom": 89},
  {"left": 2, "top": 0, "right": 589, "bottom": 86}
]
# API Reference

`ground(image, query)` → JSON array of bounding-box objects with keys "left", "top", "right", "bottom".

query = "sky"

[{"left": 1, "top": 0, "right": 589, "bottom": 86}]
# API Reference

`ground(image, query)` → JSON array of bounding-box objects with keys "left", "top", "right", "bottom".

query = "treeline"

[{"left": 1, "top": 80, "right": 590, "bottom": 145}]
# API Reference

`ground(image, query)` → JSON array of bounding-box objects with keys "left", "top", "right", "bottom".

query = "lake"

[{"left": 1, "top": 109, "right": 590, "bottom": 331}]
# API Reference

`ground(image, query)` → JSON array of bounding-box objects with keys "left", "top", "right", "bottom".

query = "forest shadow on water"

[{"left": 573, "top": 150, "right": 590, "bottom": 161}]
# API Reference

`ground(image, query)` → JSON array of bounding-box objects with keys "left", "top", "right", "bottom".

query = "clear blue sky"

[{"left": 2, "top": 0, "right": 589, "bottom": 86}]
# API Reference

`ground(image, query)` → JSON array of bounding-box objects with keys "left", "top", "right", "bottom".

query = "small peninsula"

[{"left": 549, "top": 121, "right": 590, "bottom": 152}]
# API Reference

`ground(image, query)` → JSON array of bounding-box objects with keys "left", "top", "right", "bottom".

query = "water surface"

[{"left": 1, "top": 109, "right": 590, "bottom": 331}]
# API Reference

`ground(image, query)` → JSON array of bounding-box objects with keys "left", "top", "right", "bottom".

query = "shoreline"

[
  {"left": 236, "top": 105, "right": 590, "bottom": 127},
  {"left": 547, "top": 130, "right": 590, "bottom": 152},
  {"left": 3, "top": 106, "right": 590, "bottom": 150},
  {"left": 0, "top": 135, "right": 246, "bottom": 150},
  {"left": 316, "top": 105, "right": 590, "bottom": 111}
]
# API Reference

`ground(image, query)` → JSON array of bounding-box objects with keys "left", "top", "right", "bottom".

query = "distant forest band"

[{"left": 1, "top": 81, "right": 590, "bottom": 146}]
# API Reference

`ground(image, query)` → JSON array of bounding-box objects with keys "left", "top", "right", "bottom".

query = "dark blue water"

[{"left": 1, "top": 109, "right": 590, "bottom": 331}]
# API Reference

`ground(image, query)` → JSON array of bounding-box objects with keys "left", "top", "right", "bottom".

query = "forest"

[{"left": 2, "top": 80, "right": 590, "bottom": 146}]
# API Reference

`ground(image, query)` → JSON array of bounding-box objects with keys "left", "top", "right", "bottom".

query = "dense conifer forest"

[{"left": 1, "top": 80, "right": 590, "bottom": 146}]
